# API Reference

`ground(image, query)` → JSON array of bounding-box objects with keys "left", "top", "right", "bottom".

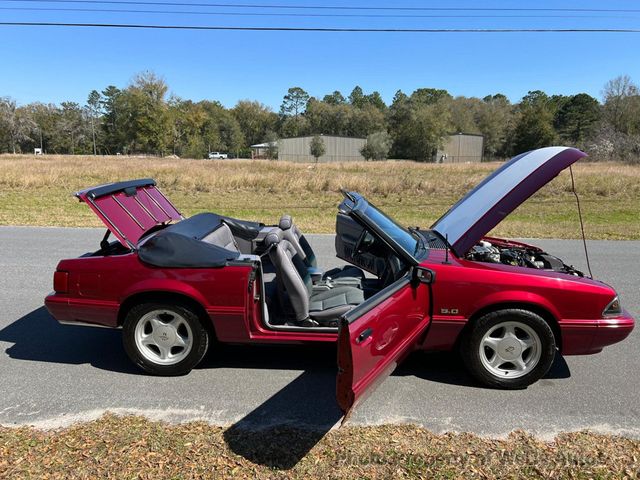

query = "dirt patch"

[{"left": 1, "top": 413, "right": 639, "bottom": 479}]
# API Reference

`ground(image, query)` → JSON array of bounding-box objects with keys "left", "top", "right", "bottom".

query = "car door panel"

[{"left": 336, "top": 273, "right": 432, "bottom": 417}]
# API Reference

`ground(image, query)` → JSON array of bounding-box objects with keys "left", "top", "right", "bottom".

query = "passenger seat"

[
  {"left": 278, "top": 215, "right": 366, "bottom": 286},
  {"left": 265, "top": 229, "right": 364, "bottom": 327}
]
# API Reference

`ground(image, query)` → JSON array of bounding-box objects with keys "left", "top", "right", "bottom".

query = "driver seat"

[
  {"left": 265, "top": 229, "right": 364, "bottom": 327},
  {"left": 278, "top": 214, "right": 366, "bottom": 285}
]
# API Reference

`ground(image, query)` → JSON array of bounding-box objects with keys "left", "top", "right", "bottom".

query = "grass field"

[
  {"left": 1, "top": 414, "right": 638, "bottom": 479},
  {"left": 1, "top": 154, "right": 639, "bottom": 239}
]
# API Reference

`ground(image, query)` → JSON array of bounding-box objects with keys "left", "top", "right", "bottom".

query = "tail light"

[{"left": 53, "top": 271, "right": 69, "bottom": 293}]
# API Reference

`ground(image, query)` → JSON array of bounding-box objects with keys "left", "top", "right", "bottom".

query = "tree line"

[{"left": 1, "top": 71, "right": 639, "bottom": 162}]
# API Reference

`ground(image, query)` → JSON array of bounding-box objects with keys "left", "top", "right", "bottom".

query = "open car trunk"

[{"left": 75, "top": 179, "right": 183, "bottom": 249}]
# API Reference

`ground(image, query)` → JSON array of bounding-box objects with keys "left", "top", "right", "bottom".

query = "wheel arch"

[
  {"left": 117, "top": 291, "right": 216, "bottom": 339},
  {"left": 458, "top": 301, "right": 562, "bottom": 352}
]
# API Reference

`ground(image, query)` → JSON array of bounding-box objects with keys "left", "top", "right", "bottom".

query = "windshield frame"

[{"left": 345, "top": 192, "right": 428, "bottom": 265}]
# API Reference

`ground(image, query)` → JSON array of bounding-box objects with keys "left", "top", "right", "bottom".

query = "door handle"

[{"left": 356, "top": 328, "right": 373, "bottom": 344}]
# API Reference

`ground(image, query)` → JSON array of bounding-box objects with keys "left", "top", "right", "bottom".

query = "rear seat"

[{"left": 201, "top": 223, "right": 241, "bottom": 252}]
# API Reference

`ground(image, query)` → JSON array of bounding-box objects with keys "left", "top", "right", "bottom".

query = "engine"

[{"left": 465, "top": 240, "right": 584, "bottom": 276}]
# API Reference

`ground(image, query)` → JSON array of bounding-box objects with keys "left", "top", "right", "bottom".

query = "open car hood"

[
  {"left": 75, "top": 179, "right": 183, "bottom": 249},
  {"left": 431, "top": 146, "right": 587, "bottom": 257}
]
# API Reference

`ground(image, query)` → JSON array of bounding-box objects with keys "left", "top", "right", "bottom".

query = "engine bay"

[{"left": 465, "top": 238, "right": 584, "bottom": 276}]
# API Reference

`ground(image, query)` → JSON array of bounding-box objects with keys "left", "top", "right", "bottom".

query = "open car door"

[{"left": 336, "top": 266, "right": 434, "bottom": 418}]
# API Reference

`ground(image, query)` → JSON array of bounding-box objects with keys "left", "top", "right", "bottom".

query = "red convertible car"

[{"left": 45, "top": 146, "right": 634, "bottom": 415}]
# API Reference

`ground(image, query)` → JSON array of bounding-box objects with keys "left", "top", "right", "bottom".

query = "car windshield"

[{"left": 360, "top": 201, "right": 427, "bottom": 260}]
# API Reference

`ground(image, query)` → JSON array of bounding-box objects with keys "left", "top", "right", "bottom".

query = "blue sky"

[{"left": 1, "top": 0, "right": 639, "bottom": 110}]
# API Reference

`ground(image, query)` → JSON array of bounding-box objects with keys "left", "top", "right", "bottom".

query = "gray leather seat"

[
  {"left": 278, "top": 215, "right": 317, "bottom": 268},
  {"left": 201, "top": 223, "right": 241, "bottom": 252},
  {"left": 308, "top": 286, "right": 365, "bottom": 324},
  {"left": 278, "top": 214, "right": 366, "bottom": 285},
  {"left": 265, "top": 229, "right": 364, "bottom": 327}
]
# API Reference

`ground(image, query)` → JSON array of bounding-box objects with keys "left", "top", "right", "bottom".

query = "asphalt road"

[{"left": 1, "top": 226, "right": 638, "bottom": 439}]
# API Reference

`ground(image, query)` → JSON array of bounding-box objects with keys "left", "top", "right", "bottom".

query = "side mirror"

[{"left": 412, "top": 266, "right": 435, "bottom": 285}]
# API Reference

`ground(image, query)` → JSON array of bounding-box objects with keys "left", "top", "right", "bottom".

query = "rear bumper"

[
  {"left": 561, "top": 309, "right": 635, "bottom": 355},
  {"left": 45, "top": 293, "right": 119, "bottom": 328}
]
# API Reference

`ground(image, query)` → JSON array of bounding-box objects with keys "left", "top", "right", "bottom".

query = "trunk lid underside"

[{"left": 75, "top": 178, "right": 183, "bottom": 249}]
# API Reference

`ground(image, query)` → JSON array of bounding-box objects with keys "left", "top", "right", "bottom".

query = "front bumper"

[{"left": 561, "top": 309, "right": 635, "bottom": 355}]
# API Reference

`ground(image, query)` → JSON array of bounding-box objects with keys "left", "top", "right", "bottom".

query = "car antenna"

[
  {"left": 570, "top": 165, "right": 593, "bottom": 278},
  {"left": 442, "top": 233, "right": 451, "bottom": 265}
]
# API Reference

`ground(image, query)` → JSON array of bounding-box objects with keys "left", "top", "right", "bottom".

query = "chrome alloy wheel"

[
  {"left": 478, "top": 321, "right": 542, "bottom": 379},
  {"left": 134, "top": 309, "right": 193, "bottom": 365}
]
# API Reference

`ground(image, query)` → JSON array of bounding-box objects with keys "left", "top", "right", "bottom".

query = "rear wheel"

[
  {"left": 461, "top": 309, "right": 556, "bottom": 389},
  {"left": 123, "top": 302, "right": 209, "bottom": 376}
]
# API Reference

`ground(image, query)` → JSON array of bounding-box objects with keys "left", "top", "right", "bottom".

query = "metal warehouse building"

[
  {"left": 278, "top": 135, "right": 366, "bottom": 163},
  {"left": 436, "top": 133, "right": 484, "bottom": 163}
]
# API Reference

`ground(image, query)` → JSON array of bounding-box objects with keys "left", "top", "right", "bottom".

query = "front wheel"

[
  {"left": 461, "top": 309, "right": 556, "bottom": 389},
  {"left": 122, "top": 302, "right": 209, "bottom": 376}
]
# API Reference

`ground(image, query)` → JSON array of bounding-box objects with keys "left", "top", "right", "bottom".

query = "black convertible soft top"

[
  {"left": 161, "top": 212, "right": 263, "bottom": 242},
  {"left": 136, "top": 212, "right": 263, "bottom": 268},
  {"left": 138, "top": 229, "right": 240, "bottom": 268}
]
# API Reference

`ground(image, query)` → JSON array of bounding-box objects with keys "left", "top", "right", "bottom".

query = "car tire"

[
  {"left": 460, "top": 309, "right": 556, "bottom": 389},
  {"left": 122, "top": 302, "right": 209, "bottom": 376}
]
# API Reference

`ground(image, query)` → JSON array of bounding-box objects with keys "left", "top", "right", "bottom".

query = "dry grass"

[
  {"left": 1, "top": 154, "right": 639, "bottom": 238},
  {"left": 1, "top": 414, "right": 638, "bottom": 479}
]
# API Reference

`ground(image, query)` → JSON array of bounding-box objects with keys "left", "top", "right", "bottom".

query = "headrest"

[
  {"left": 279, "top": 214, "right": 293, "bottom": 230},
  {"left": 264, "top": 228, "right": 283, "bottom": 247}
]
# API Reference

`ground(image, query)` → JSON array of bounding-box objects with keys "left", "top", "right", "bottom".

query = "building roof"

[
  {"left": 447, "top": 132, "right": 484, "bottom": 138},
  {"left": 278, "top": 134, "right": 367, "bottom": 141},
  {"left": 250, "top": 142, "right": 277, "bottom": 148}
]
